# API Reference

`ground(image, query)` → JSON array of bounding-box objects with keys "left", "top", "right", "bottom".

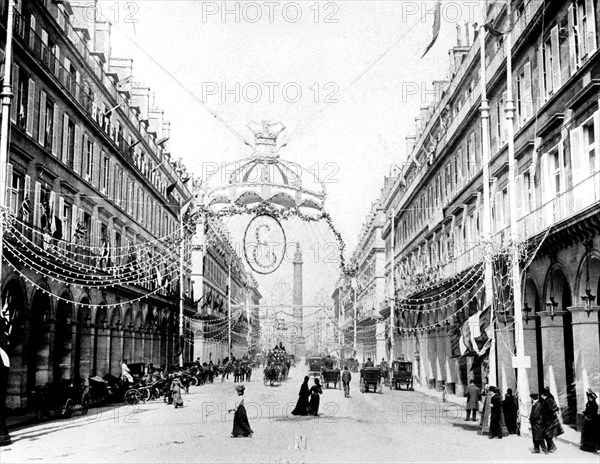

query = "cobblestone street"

[{"left": 1, "top": 366, "right": 598, "bottom": 463}]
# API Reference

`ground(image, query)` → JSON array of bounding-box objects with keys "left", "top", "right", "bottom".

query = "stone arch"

[
  {"left": 524, "top": 276, "right": 544, "bottom": 394},
  {"left": 132, "top": 309, "right": 144, "bottom": 363},
  {"left": 542, "top": 263, "right": 576, "bottom": 424},
  {"left": 2, "top": 277, "right": 28, "bottom": 407},
  {"left": 122, "top": 306, "right": 134, "bottom": 364},
  {"left": 75, "top": 297, "right": 93, "bottom": 380},
  {"left": 28, "top": 287, "right": 53, "bottom": 387},
  {"left": 143, "top": 310, "right": 154, "bottom": 363},
  {"left": 54, "top": 291, "right": 74, "bottom": 381},
  {"left": 160, "top": 316, "right": 168, "bottom": 368},
  {"left": 94, "top": 303, "right": 110, "bottom": 376},
  {"left": 110, "top": 305, "right": 123, "bottom": 376},
  {"left": 574, "top": 248, "right": 600, "bottom": 305}
]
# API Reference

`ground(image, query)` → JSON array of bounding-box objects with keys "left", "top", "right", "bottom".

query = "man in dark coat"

[
  {"left": 488, "top": 386, "right": 503, "bottom": 439},
  {"left": 502, "top": 388, "right": 518, "bottom": 434},
  {"left": 364, "top": 358, "right": 374, "bottom": 367},
  {"left": 529, "top": 393, "right": 546, "bottom": 453},
  {"left": 540, "top": 387, "right": 563, "bottom": 453},
  {"left": 465, "top": 379, "right": 481, "bottom": 421}
]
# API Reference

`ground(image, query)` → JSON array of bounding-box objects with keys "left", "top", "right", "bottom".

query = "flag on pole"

[
  {"left": 20, "top": 195, "right": 32, "bottom": 217},
  {"left": 421, "top": 0, "right": 441, "bottom": 58},
  {"left": 74, "top": 221, "right": 86, "bottom": 240},
  {"left": 166, "top": 181, "right": 177, "bottom": 196}
]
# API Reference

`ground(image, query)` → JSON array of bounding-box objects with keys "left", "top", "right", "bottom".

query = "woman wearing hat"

[
  {"left": 171, "top": 376, "right": 184, "bottom": 409},
  {"left": 580, "top": 389, "right": 599, "bottom": 453},
  {"left": 229, "top": 385, "right": 253, "bottom": 437},
  {"left": 306, "top": 378, "right": 323, "bottom": 416}
]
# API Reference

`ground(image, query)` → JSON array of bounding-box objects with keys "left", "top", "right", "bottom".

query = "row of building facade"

[
  {"left": 0, "top": 0, "right": 260, "bottom": 411},
  {"left": 336, "top": 0, "right": 600, "bottom": 430}
]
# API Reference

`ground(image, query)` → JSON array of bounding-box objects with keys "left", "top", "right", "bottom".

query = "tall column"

[
  {"left": 568, "top": 306, "right": 600, "bottom": 417},
  {"left": 292, "top": 243, "right": 305, "bottom": 357},
  {"left": 522, "top": 319, "right": 540, "bottom": 395}
]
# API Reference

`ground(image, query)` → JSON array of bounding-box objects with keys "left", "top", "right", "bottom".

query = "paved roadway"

[{"left": 1, "top": 365, "right": 598, "bottom": 463}]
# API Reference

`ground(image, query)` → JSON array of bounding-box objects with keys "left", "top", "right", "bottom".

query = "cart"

[
  {"left": 360, "top": 367, "right": 383, "bottom": 394},
  {"left": 390, "top": 361, "right": 414, "bottom": 390},
  {"left": 321, "top": 368, "right": 341, "bottom": 389},
  {"left": 308, "top": 357, "right": 324, "bottom": 378}
]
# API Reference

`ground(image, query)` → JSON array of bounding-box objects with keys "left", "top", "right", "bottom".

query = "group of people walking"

[
  {"left": 291, "top": 376, "right": 323, "bottom": 416},
  {"left": 464, "top": 378, "right": 599, "bottom": 455}
]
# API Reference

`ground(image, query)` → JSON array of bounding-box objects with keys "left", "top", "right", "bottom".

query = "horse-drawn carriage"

[
  {"left": 263, "top": 363, "right": 284, "bottom": 386},
  {"left": 30, "top": 377, "right": 98, "bottom": 420},
  {"left": 321, "top": 368, "right": 341, "bottom": 389},
  {"left": 360, "top": 367, "right": 383, "bottom": 394},
  {"left": 308, "top": 357, "right": 324, "bottom": 378},
  {"left": 390, "top": 361, "right": 414, "bottom": 390}
]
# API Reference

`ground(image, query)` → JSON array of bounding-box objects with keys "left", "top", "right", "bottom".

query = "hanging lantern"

[
  {"left": 581, "top": 240, "right": 596, "bottom": 317},
  {"left": 546, "top": 268, "right": 559, "bottom": 321},
  {"left": 523, "top": 302, "right": 532, "bottom": 325}
]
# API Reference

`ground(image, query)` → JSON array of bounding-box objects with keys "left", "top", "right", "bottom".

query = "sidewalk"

[{"left": 412, "top": 384, "right": 583, "bottom": 449}]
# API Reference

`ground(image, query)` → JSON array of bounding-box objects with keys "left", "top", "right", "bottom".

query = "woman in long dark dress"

[
  {"left": 291, "top": 376, "right": 310, "bottom": 416},
  {"left": 306, "top": 378, "right": 323, "bottom": 416},
  {"left": 229, "top": 385, "right": 253, "bottom": 437},
  {"left": 580, "top": 389, "right": 599, "bottom": 453}
]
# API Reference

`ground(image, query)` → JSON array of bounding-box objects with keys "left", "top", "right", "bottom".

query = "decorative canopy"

[{"left": 203, "top": 121, "right": 326, "bottom": 215}]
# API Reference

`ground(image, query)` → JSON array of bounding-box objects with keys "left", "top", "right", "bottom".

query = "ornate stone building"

[
  {"left": 1, "top": 0, "right": 194, "bottom": 409},
  {"left": 378, "top": 0, "right": 600, "bottom": 429}
]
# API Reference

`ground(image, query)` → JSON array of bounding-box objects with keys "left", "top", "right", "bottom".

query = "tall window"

[
  {"left": 583, "top": 119, "right": 597, "bottom": 172},
  {"left": 43, "top": 94, "right": 54, "bottom": 151},
  {"left": 83, "top": 137, "right": 93, "bottom": 180},
  {"left": 540, "top": 27, "right": 561, "bottom": 100},
  {"left": 63, "top": 203, "right": 72, "bottom": 242},
  {"left": 550, "top": 149, "right": 564, "bottom": 195},
  {"left": 16, "top": 69, "right": 30, "bottom": 129},
  {"left": 9, "top": 171, "right": 22, "bottom": 215},
  {"left": 66, "top": 118, "right": 75, "bottom": 168},
  {"left": 101, "top": 155, "right": 109, "bottom": 193},
  {"left": 516, "top": 62, "right": 532, "bottom": 126}
]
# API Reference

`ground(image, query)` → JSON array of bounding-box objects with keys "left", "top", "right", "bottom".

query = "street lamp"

[{"left": 523, "top": 302, "right": 532, "bottom": 325}]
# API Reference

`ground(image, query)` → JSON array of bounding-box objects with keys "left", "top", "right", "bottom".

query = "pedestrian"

[
  {"left": 465, "top": 379, "right": 481, "bottom": 421},
  {"left": 364, "top": 358, "right": 374, "bottom": 367},
  {"left": 291, "top": 376, "right": 310, "bottom": 416},
  {"left": 488, "top": 386, "right": 503, "bottom": 439},
  {"left": 228, "top": 385, "right": 253, "bottom": 437},
  {"left": 121, "top": 359, "right": 134, "bottom": 385},
  {"left": 306, "top": 378, "right": 323, "bottom": 416},
  {"left": 529, "top": 393, "right": 547, "bottom": 454},
  {"left": 580, "top": 389, "right": 599, "bottom": 453},
  {"left": 379, "top": 358, "right": 389, "bottom": 381},
  {"left": 171, "top": 376, "right": 184, "bottom": 409},
  {"left": 540, "top": 386, "right": 563, "bottom": 453},
  {"left": 342, "top": 365, "right": 351, "bottom": 398},
  {"left": 502, "top": 388, "right": 518, "bottom": 434}
]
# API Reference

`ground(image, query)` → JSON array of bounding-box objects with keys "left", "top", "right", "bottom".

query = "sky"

[{"left": 100, "top": 0, "right": 486, "bottom": 317}]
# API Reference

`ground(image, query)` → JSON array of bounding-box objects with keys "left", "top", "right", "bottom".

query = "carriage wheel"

[
  {"left": 62, "top": 398, "right": 74, "bottom": 418},
  {"left": 124, "top": 389, "right": 141, "bottom": 405},
  {"left": 378, "top": 381, "right": 383, "bottom": 394},
  {"left": 359, "top": 379, "right": 365, "bottom": 393},
  {"left": 189, "top": 377, "right": 198, "bottom": 387},
  {"left": 81, "top": 394, "right": 91, "bottom": 415},
  {"left": 138, "top": 387, "right": 151, "bottom": 403}
]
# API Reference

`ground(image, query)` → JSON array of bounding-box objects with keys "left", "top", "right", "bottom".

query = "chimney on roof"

[
  {"left": 464, "top": 22, "right": 471, "bottom": 47},
  {"left": 456, "top": 24, "right": 462, "bottom": 47},
  {"left": 420, "top": 105, "right": 431, "bottom": 126},
  {"left": 415, "top": 116, "right": 422, "bottom": 136},
  {"left": 405, "top": 135, "right": 416, "bottom": 156}
]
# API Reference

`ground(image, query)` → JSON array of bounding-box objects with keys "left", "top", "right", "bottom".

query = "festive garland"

[{"left": 196, "top": 202, "right": 355, "bottom": 276}]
